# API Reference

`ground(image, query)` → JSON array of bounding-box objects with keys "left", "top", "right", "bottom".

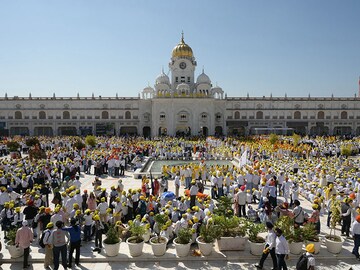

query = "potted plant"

[
  {"left": 302, "top": 223, "right": 320, "bottom": 254},
  {"left": 276, "top": 216, "right": 304, "bottom": 255},
  {"left": 246, "top": 221, "right": 266, "bottom": 256},
  {"left": 103, "top": 224, "right": 121, "bottom": 257},
  {"left": 174, "top": 227, "right": 192, "bottom": 257},
  {"left": 196, "top": 222, "right": 219, "bottom": 256},
  {"left": 325, "top": 200, "right": 344, "bottom": 254},
  {"left": 149, "top": 213, "right": 168, "bottom": 256},
  {"left": 213, "top": 196, "right": 247, "bottom": 251},
  {"left": 126, "top": 221, "right": 145, "bottom": 257},
  {"left": 214, "top": 215, "right": 247, "bottom": 251},
  {"left": 6, "top": 141, "right": 20, "bottom": 158},
  {"left": 5, "top": 227, "right": 24, "bottom": 258}
]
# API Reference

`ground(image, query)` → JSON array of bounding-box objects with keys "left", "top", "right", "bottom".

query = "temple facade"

[{"left": 1, "top": 35, "right": 359, "bottom": 137}]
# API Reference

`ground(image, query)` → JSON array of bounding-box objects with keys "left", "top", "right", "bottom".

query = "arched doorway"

[
  {"left": 143, "top": 126, "right": 151, "bottom": 138},
  {"left": 333, "top": 126, "right": 352, "bottom": 136},
  {"left": 34, "top": 127, "right": 53, "bottom": 136},
  {"left": 120, "top": 126, "right": 137, "bottom": 136},
  {"left": 201, "top": 126, "right": 208, "bottom": 137},
  {"left": 215, "top": 126, "right": 223, "bottom": 136},
  {"left": 310, "top": 123, "right": 329, "bottom": 136},
  {"left": 58, "top": 126, "right": 77, "bottom": 136},
  {"left": 175, "top": 125, "right": 191, "bottom": 137},
  {"left": 10, "top": 127, "right": 29, "bottom": 136},
  {"left": 158, "top": 127, "right": 167, "bottom": 136}
]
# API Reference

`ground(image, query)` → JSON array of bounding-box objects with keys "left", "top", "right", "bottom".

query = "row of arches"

[
  {"left": 14, "top": 111, "right": 133, "bottom": 120},
  {"left": 233, "top": 111, "right": 350, "bottom": 120},
  {"left": 9, "top": 126, "right": 141, "bottom": 136}
]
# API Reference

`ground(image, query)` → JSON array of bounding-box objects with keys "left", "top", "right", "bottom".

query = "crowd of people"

[{"left": 1, "top": 135, "right": 360, "bottom": 269}]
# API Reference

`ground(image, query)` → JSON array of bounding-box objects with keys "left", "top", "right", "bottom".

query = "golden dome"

[{"left": 172, "top": 33, "right": 193, "bottom": 58}]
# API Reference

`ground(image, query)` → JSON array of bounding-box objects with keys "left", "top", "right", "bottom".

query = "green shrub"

[
  {"left": 292, "top": 134, "right": 301, "bottom": 146},
  {"left": 340, "top": 144, "right": 352, "bottom": 156},
  {"left": 7, "top": 228, "right": 18, "bottom": 245},
  {"left": 6, "top": 141, "right": 20, "bottom": 152},
  {"left": 176, "top": 228, "right": 192, "bottom": 244},
  {"left": 25, "top": 137, "right": 40, "bottom": 147},
  {"left": 198, "top": 223, "right": 220, "bottom": 243},
  {"left": 127, "top": 221, "right": 145, "bottom": 243},
  {"left": 213, "top": 196, "right": 234, "bottom": 217},
  {"left": 104, "top": 224, "right": 120, "bottom": 244},
  {"left": 269, "top": 133, "right": 278, "bottom": 145},
  {"left": 213, "top": 215, "right": 246, "bottom": 237},
  {"left": 302, "top": 223, "right": 319, "bottom": 242},
  {"left": 275, "top": 216, "right": 303, "bottom": 243},
  {"left": 73, "top": 138, "right": 85, "bottom": 150},
  {"left": 246, "top": 221, "right": 266, "bottom": 243},
  {"left": 85, "top": 135, "right": 97, "bottom": 148}
]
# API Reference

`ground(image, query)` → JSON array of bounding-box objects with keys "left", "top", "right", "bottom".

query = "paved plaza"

[{"left": 1, "top": 164, "right": 360, "bottom": 270}]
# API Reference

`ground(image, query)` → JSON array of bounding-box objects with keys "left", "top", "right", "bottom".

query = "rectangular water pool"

[{"left": 142, "top": 159, "right": 233, "bottom": 174}]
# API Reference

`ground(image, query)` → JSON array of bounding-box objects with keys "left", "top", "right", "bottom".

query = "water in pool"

[{"left": 143, "top": 159, "right": 233, "bottom": 173}]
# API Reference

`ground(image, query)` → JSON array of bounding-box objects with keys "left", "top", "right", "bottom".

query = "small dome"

[
  {"left": 172, "top": 33, "right": 193, "bottom": 58},
  {"left": 155, "top": 71, "right": 170, "bottom": 85},
  {"left": 176, "top": 83, "right": 190, "bottom": 91},
  {"left": 143, "top": 86, "right": 154, "bottom": 93},
  {"left": 211, "top": 86, "right": 223, "bottom": 94},
  {"left": 197, "top": 71, "right": 211, "bottom": 84}
]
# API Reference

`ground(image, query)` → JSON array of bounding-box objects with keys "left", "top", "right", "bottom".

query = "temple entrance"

[
  {"left": 120, "top": 126, "right": 138, "bottom": 136},
  {"left": 143, "top": 126, "right": 151, "bottom": 138},
  {"left": 34, "top": 127, "right": 53, "bottom": 136},
  {"left": 58, "top": 126, "right": 77, "bottom": 136}
]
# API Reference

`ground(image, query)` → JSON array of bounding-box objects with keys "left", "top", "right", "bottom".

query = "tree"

[
  {"left": 269, "top": 133, "right": 278, "bottom": 145},
  {"left": 85, "top": 135, "right": 96, "bottom": 148}
]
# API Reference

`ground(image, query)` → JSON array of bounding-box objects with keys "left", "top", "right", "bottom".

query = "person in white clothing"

[
  {"left": 281, "top": 177, "right": 292, "bottom": 204},
  {"left": 255, "top": 222, "right": 277, "bottom": 270},
  {"left": 275, "top": 228, "right": 289, "bottom": 270}
]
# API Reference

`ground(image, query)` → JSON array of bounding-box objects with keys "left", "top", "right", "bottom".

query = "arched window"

[
  {"left": 102, "top": 111, "right": 109, "bottom": 119},
  {"left": 317, "top": 111, "right": 324, "bottom": 119},
  {"left": 341, "top": 111, "right": 347, "bottom": 119},
  {"left": 256, "top": 111, "right": 263, "bottom": 119},
  {"left": 63, "top": 111, "right": 70, "bottom": 119},
  {"left": 234, "top": 111, "right": 240, "bottom": 119},
  {"left": 294, "top": 111, "right": 301, "bottom": 119},
  {"left": 125, "top": 111, "right": 131, "bottom": 119},
  {"left": 39, "top": 111, "right": 46, "bottom": 119},
  {"left": 15, "top": 111, "right": 22, "bottom": 119}
]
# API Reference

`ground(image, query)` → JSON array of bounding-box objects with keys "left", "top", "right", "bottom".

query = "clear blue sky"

[{"left": 0, "top": 0, "right": 359, "bottom": 98}]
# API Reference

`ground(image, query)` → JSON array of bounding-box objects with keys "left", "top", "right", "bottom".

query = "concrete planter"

[
  {"left": 248, "top": 240, "right": 265, "bottom": 256},
  {"left": 289, "top": 241, "right": 303, "bottom": 255},
  {"left": 196, "top": 236, "right": 214, "bottom": 256},
  {"left": 150, "top": 236, "right": 168, "bottom": 256},
  {"left": 325, "top": 236, "right": 344, "bottom": 254},
  {"left": 6, "top": 242, "right": 24, "bottom": 258},
  {"left": 103, "top": 240, "right": 121, "bottom": 257},
  {"left": 174, "top": 238, "right": 191, "bottom": 257},
  {"left": 126, "top": 237, "right": 144, "bottom": 257},
  {"left": 217, "top": 236, "right": 247, "bottom": 251}
]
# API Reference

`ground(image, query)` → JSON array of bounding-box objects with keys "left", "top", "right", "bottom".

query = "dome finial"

[
  {"left": 202, "top": 66, "right": 205, "bottom": 74},
  {"left": 181, "top": 30, "right": 184, "bottom": 42}
]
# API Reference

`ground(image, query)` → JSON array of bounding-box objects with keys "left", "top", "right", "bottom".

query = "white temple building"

[{"left": 1, "top": 34, "right": 359, "bottom": 137}]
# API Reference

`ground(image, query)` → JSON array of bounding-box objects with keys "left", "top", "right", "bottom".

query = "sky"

[{"left": 0, "top": 0, "right": 359, "bottom": 98}]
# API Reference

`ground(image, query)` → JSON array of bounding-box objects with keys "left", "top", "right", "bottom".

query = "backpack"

[
  {"left": 39, "top": 231, "right": 47, "bottom": 248},
  {"left": 296, "top": 253, "right": 312, "bottom": 270}
]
